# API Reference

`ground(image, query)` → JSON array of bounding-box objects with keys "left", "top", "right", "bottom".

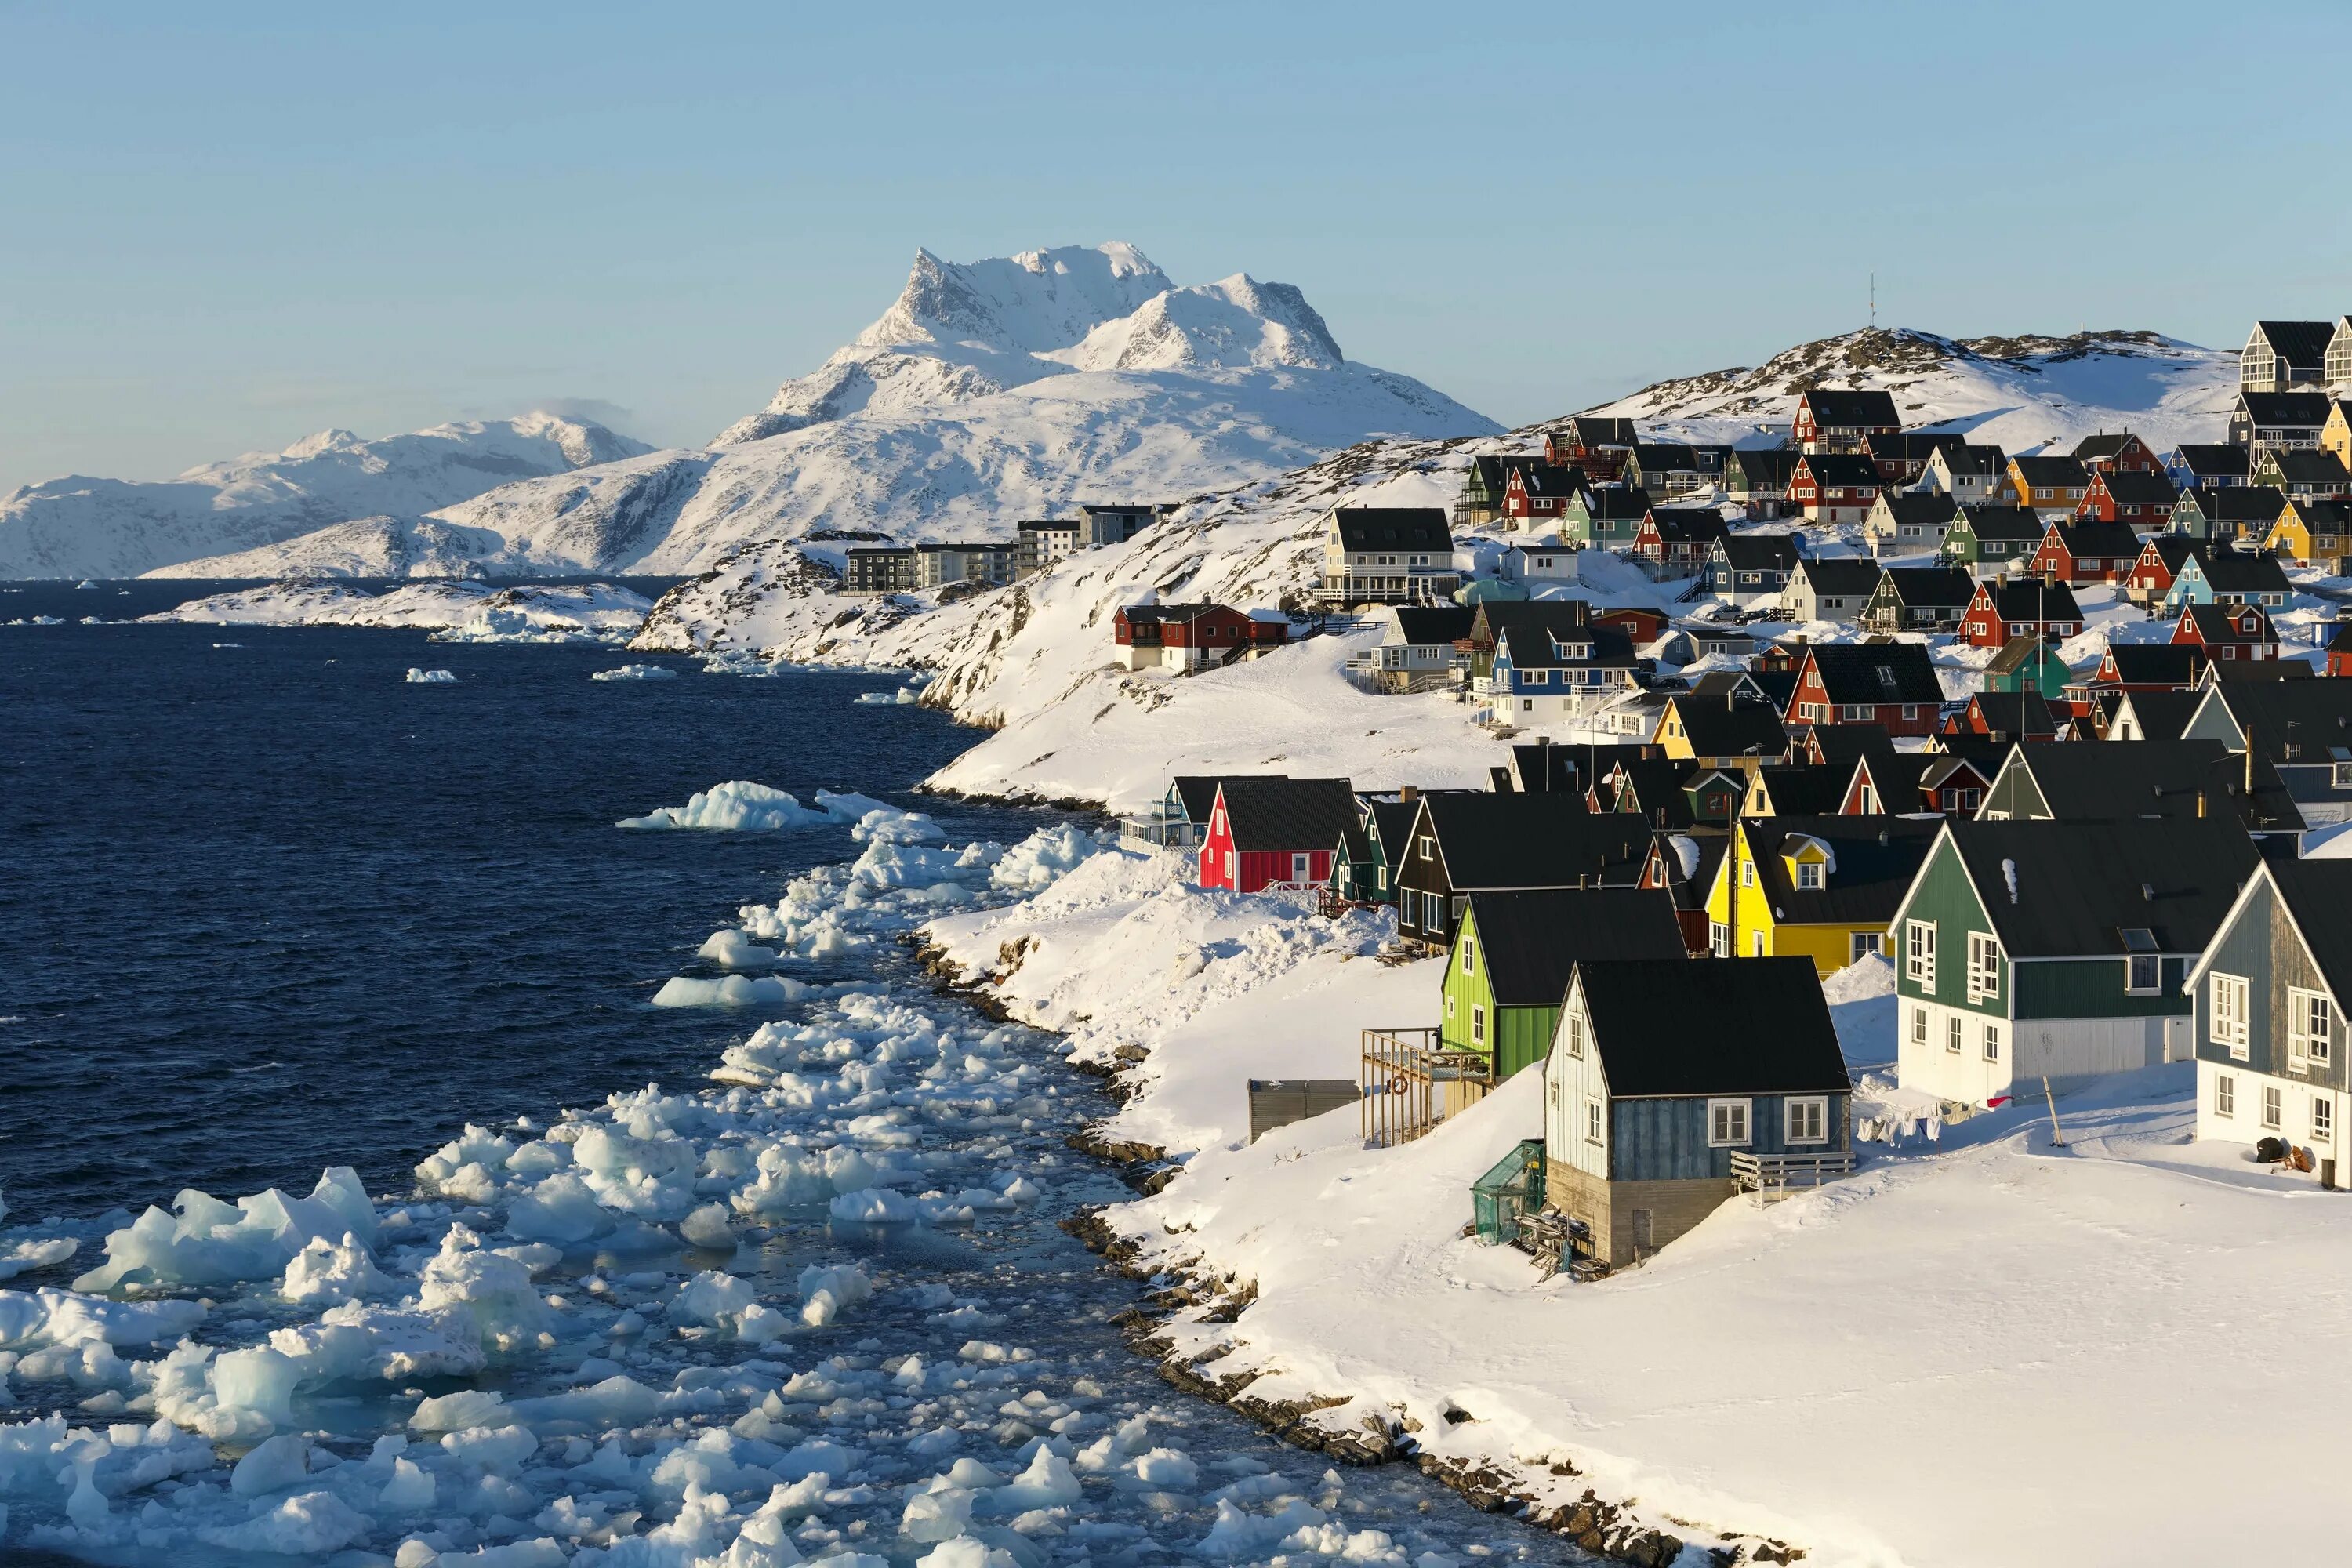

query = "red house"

[
  {"left": 1944, "top": 690, "right": 2061, "bottom": 742},
  {"left": 1547, "top": 417, "right": 1635, "bottom": 481},
  {"left": 2071, "top": 431, "right": 2164, "bottom": 475},
  {"left": 2075, "top": 470, "right": 2179, "bottom": 530},
  {"left": 1961, "top": 579, "right": 2084, "bottom": 648},
  {"left": 1787, "top": 453, "right": 1881, "bottom": 524},
  {"left": 1115, "top": 603, "right": 1283, "bottom": 670},
  {"left": 2028, "top": 520, "right": 2141, "bottom": 583},
  {"left": 1793, "top": 389, "right": 1900, "bottom": 455},
  {"left": 1633, "top": 506, "right": 1729, "bottom": 569},
  {"left": 2125, "top": 536, "right": 2202, "bottom": 605},
  {"left": 1501, "top": 463, "right": 1585, "bottom": 528},
  {"left": 1197, "top": 777, "right": 1359, "bottom": 893},
  {"left": 2172, "top": 601, "right": 2279, "bottom": 662},
  {"left": 1786, "top": 643, "right": 1943, "bottom": 736},
  {"left": 1593, "top": 605, "right": 1668, "bottom": 642}
]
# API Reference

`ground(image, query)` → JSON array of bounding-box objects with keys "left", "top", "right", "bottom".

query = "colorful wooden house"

[
  {"left": 1548, "top": 418, "right": 1637, "bottom": 481},
  {"left": 2265, "top": 497, "right": 2352, "bottom": 568},
  {"left": 2071, "top": 430, "right": 2165, "bottom": 475},
  {"left": 1501, "top": 463, "right": 1590, "bottom": 531},
  {"left": 2009, "top": 455, "right": 2092, "bottom": 518},
  {"left": 1863, "top": 491, "right": 1959, "bottom": 557},
  {"left": 1960, "top": 579, "right": 2083, "bottom": 649},
  {"left": 1724, "top": 448, "right": 1801, "bottom": 519},
  {"left": 2325, "top": 398, "right": 2352, "bottom": 470},
  {"left": 1128, "top": 773, "right": 1277, "bottom": 848},
  {"left": 1921, "top": 442, "right": 2011, "bottom": 505},
  {"left": 2169, "top": 445, "right": 2252, "bottom": 491},
  {"left": 2328, "top": 623, "right": 2352, "bottom": 678},
  {"left": 1984, "top": 635, "right": 2072, "bottom": 700},
  {"left": 1622, "top": 441, "right": 1720, "bottom": 501},
  {"left": 1786, "top": 642, "right": 1944, "bottom": 736},
  {"left": 2170, "top": 485, "right": 2285, "bottom": 543},
  {"left": 2173, "top": 601, "right": 2281, "bottom": 662},
  {"left": 1785, "top": 556, "right": 1882, "bottom": 622},
  {"left": 1392, "top": 793, "right": 1653, "bottom": 946},
  {"left": 1594, "top": 604, "right": 1669, "bottom": 643},
  {"left": 2229, "top": 390, "right": 2332, "bottom": 454},
  {"left": 2160, "top": 549, "right": 2292, "bottom": 613},
  {"left": 1793, "top": 389, "right": 1900, "bottom": 454},
  {"left": 1114, "top": 602, "right": 1277, "bottom": 670},
  {"left": 1865, "top": 430, "right": 1960, "bottom": 488},
  {"left": 1653, "top": 694, "right": 1792, "bottom": 771},
  {"left": 2125, "top": 535, "right": 2202, "bottom": 606},
  {"left": 1486, "top": 618, "right": 1641, "bottom": 724},
  {"left": 2187, "top": 860, "right": 2352, "bottom": 1187},
  {"left": 2252, "top": 447, "right": 2352, "bottom": 503},
  {"left": 2240, "top": 321, "right": 2335, "bottom": 393},
  {"left": 1455, "top": 455, "right": 1541, "bottom": 527},
  {"left": 1634, "top": 506, "right": 1730, "bottom": 572},
  {"left": 1317, "top": 506, "right": 1459, "bottom": 608},
  {"left": 1890, "top": 818, "right": 2257, "bottom": 1104},
  {"left": 1788, "top": 453, "right": 1882, "bottom": 524},
  {"left": 1562, "top": 486, "right": 1654, "bottom": 549},
  {"left": 1705, "top": 814, "right": 1941, "bottom": 971},
  {"left": 2181, "top": 678, "right": 2352, "bottom": 826},
  {"left": 1541, "top": 957, "right": 1851, "bottom": 1268},
  {"left": 1860, "top": 565, "right": 1974, "bottom": 633},
  {"left": 1940, "top": 503, "right": 2047, "bottom": 575},
  {"left": 2028, "top": 519, "right": 2141, "bottom": 584},
  {"left": 1705, "top": 532, "right": 1802, "bottom": 605},
  {"left": 1439, "top": 888, "right": 1687, "bottom": 1077},
  {"left": 1197, "top": 777, "right": 1359, "bottom": 893},
  {"left": 2075, "top": 469, "right": 2178, "bottom": 530}
]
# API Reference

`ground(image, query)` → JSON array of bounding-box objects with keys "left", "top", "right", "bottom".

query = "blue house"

[
  {"left": 2160, "top": 550, "right": 2294, "bottom": 614},
  {"left": 1704, "top": 533, "right": 1802, "bottom": 607},
  {"left": 1540, "top": 957, "right": 1852, "bottom": 1268},
  {"left": 1487, "top": 620, "right": 1642, "bottom": 726}
]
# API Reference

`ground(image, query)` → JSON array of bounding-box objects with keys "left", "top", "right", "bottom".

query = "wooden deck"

[{"left": 1359, "top": 1026, "right": 1494, "bottom": 1148}]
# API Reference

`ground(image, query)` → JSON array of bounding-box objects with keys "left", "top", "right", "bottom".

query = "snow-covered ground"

[
  {"left": 144, "top": 581, "right": 656, "bottom": 643},
  {"left": 916, "top": 843, "right": 2352, "bottom": 1566}
]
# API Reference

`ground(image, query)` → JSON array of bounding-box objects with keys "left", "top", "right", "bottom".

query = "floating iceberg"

[
  {"left": 617, "top": 781, "right": 909, "bottom": 834},
  {"left": 404, "top": 667, "right": 457, "bottom": 684},
  {"left": 590, "top": 663, "right": 679, "bottom": 681}
]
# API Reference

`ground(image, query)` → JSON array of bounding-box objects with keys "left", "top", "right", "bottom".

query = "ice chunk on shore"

[
  {"left": 404, "top": 667, "right": 457, "bottom": 684},
  {"left": 619, "top": 780, "right": 823, "bottom": 831},
  {"left": 652, "top": 974, "right": 813, "bottom": 1009},
  {"left": 590, "top": 662, "right": 679, "bottom": 681},
  {"left": 697, "top": 929, "right": 782, "bottom": 968},
  {"left": 280, "top": 1233, "right": 395, "bottom": 1303}
]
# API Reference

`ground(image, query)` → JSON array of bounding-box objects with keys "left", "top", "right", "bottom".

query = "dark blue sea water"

[{"left": 0, "top": 580, "right": 1042, "bottom": 1221}]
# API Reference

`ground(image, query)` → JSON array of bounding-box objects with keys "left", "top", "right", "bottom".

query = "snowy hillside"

[
  {"left": 167, "top": 244, "right": 1497, "bottom": 586},
  {"left": 0, "top": 413, "right": 649, "bottom": 579},
  {"left": 1587, "top": 325, "right": 2238, "bottom": 455}
]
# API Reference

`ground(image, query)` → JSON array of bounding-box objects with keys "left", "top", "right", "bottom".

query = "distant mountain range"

[{"left": 2, "top": 243, "right": 1496, "bottom": 581}]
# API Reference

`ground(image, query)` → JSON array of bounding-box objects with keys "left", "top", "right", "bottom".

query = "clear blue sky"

[{"left": 4, "top": 0, "right": 2348, "bottom": 492}]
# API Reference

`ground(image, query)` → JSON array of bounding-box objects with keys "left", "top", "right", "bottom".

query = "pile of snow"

[
  {"left": 589, "top": 662, "right": 677, "bottom": 681},
  {"left": 403, "top": 668, "right": 456, "bottom": 684},
  {"left": 614, "top": 782, "right": 898, "bottom": 833}
]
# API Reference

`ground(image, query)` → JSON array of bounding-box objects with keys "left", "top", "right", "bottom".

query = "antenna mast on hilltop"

[{"left": 1869, "top": 273, "right": 1876, "bottom": 331}]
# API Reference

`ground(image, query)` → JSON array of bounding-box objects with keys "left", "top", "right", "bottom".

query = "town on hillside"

[{"left": 1085, "top": 315, "right": 2352, "bottom": 1277}]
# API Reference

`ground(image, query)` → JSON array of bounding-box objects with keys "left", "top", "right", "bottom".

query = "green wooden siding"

[
  {"left": 1980, "top": 762, "right": 2049, "bottom": 821},
  {"left": 2013, "top": 956, "right": 2190, "bottom": 1020},
  {"left": 1439, "top": 909, "right": 1557, "bottom": 1078},
  {"left": 1892, "top": 836, "right": 2007, "bottom": 1019}
]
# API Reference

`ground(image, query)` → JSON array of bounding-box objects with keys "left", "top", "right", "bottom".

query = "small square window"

[
  {"left": 1708, "top": 1098, "right": 1752, "bottom": 1147},
  {"left": 1797, "top": 861, "right": 1822, "bottom": 890},
  {"left": 1785, "top": 1097, "right": 1829, "bottom": 1145}
]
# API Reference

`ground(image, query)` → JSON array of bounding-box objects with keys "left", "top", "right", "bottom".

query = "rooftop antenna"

[{"left": 1868, "top": 273, "right": 1876, "bottom": 332}]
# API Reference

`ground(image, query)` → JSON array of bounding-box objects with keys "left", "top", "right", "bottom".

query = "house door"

[
  {"left": 2162, "top": 1015, "right": 2190, "bottom": 1065},
  {"left": 1629, "top": 1209, "right": 1653, "bottom": 1256},
  {"left": 1291, "top": 852, "right": 1310, "bottom": 884}
]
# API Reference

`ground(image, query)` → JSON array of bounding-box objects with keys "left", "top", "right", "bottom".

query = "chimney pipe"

[
  {"left": 1400, "top": 785, "right": 1418, "bottom": 804},
  {"left": 2198, "top": 790, "right": 2207, "bottom": 818}
]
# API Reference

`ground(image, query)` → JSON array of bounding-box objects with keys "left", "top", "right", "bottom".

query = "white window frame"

[
  {"left": 2315, "top": 1095, "right": 2334, "bottom": 1145},
  {"left": 1446, "top": 994, "right": 1456, "bottom": 1020},
  {"left": 1751, "top": 931, "right": 1766, "bottom": 958},
  {"left": 1584, "top": 1097, "right": 1605, "bottom": 1146},
  {"left": 1708, "top": 1098, "right": 1752, "bottom": 1148},
  {"left": 1966, "top": 931, "right": 2000, "bottom": 1003},
  {"left": 1563, "top": 1009, "right": 1584, "bottom": 1059},
  {"left": 1907, "top": 920, "right": 1937, "bottom": 988},
  {"left": 1984, "top": 1022, "right": 2002, "bottom": 1062},
  {"left": 1911, "top": 1003, "right": 1930, "bottom": 1047},
  {"left": 2211, "top": 973, "right": 2251, "bottom": 1058},
  {"left": 1709, "top": 921, "right": 1730, "bottom": 959},
  {"left": 1947, "top": 1015, "right": 1964, "bottom": 1054},
  {"left": 2125, "top": 954, "right": 2161, "bottom": 996},
  {"left": 1470, "top": 1004, "right": 1486, "bottom": 1046},
  {"left": 1461, "top": 936, "right": 1477, "bottom": 976},
  {"left": 2290, "top": 987, "right": 2332, "bottom": 1070},
  {"left": 1741, "top": 859, "right": 1756, "bottom": 888},
  {"left": 2263, "top": 1083, "right": 2283, "bottom": 1131},
  {"left": 2215, "top": 1073, "right": 2235, "bottom": 1119},
  {"left": 1852, "top": 931, "right": 1883, "bottom": 962},
  {"left": 1785, "top": 1096, "right": 1829, "bottom": 1145},
  {"left": 1797, "top": 860, "right": 1823, "bottom": 890}
]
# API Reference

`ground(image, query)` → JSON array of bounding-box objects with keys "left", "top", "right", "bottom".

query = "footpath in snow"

[
  {"left": 924, "top": 842, "right": 2352, "bottom": 1568},
  {"left": 0, "top": 799, "right": 1559, "bottom": 1568}
]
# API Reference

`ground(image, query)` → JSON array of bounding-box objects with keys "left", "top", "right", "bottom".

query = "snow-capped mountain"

[
  {"left": 151, "top": 243, "right": 1496, "bottom": 583},
  {"left": 0, "top": 413, "right": 649, "bottom": 580},
  {"left": 1586, "top": 327, "right": 2238, "bottom": 455}
]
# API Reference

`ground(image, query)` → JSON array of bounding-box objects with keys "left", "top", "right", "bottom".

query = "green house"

[
  {"left": 1439, "top": 887, "right": 1687, "bottom": 1077},
  {"left": 1886, "top": 818, "right": 2255, "bottom": 1106},
  {"left": 1983, "top": 635, "right": 2071, "bottom": 700},
  {"left": 1940, "top": 504, "right": 2045, "bottom": 573},
  {"left": 1562, "top": 486, "right": 1653, "bottom": 549}
]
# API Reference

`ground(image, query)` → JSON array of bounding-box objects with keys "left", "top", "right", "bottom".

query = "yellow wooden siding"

[{"left": 1701, "top": 823, "right": 1887, "bottom": 977}]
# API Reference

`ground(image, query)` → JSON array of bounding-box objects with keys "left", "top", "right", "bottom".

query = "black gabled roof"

[
  {"left": 2012, "top": 454, "right": 2092, "bottom": 488},
  {"left": 1803, "top": 641, "right": 1944, "bottom": 706},
  {"left": 1461, "top": 888, "right": 1689, "bottom": 1007},
  {"left": 2071, "top": 431, "right": 2143, "bottom": 462},
  {"left": 1715, "top": 533, "right": 1802, "bottom": 571},
  {"left": 2194, "top": 677, "right": 2352, "bottom": 764},
  {"left": 1668, "top": 695, "right": 1791, "bottom": 760},
  {"left": 2265, "top": 861, "right": 2352, "bottom": 1004},
  {"left": 1330, "top": 506, "right": 1454, "bottom": 552},
  {"left": 2180, "top": 601, "right": 2276, "bottom": 646},
  {"left": 1965, "top": 690, "right": 2060, "bottom": 740},
  {"left": 1878, "top": 492, "right": 1960, "bottom": 528},
  {"left": 2180, "top": 485, "right": 2286, "bottom": 524},
  {"left": 2112, "top": 688, "right": 2201, "bottom": 741},
  {"left": 1391, "top": 604, "right": 1475, "bottom": 646},
  {"left": 1726, "top": 448, "right": 1802, "bottom": 485},
  {"left": 1867, "top": 430, "right": 1962, "bottom": 460},
  {"left": 1563, "top": 416, "right": 1639, "bottom": 447},
  {"left": 1797, "top": 388, "right": 1900, "bottom": 429},
  {"left": 1798, "top": 453, "right": 1882, "bottom": 487},
  {"left": 1939, "top": 817, "right": 2259, "bottom": 958},
  {"left": 1512, "top": 462, "right": 1590, "bottom": 499},
  {"left": 1980, "top": 578, "right": 2084, "bottom": 622},
  {"left": 2197, "top": 550, "right": 2293, "bottom": 595},
  {"left": 1749, "top": 764, "right": 1849, "bottom": 816},
  {"left": 1879, "top": 566, "right": 1976, "bottom": 608},
  {"left": 1434, "top": 794, "right": 1657, "bottom": 889},
  {"left": 2051, "top": 520, "right": 2144, "bottom": 559},
  {"left": 1496, "top": 620, "right": 1637, "bottom": 670},
  {"left": 1806, "top": 720, "right": 1898, "bottom": 768},
  {"left": 1575, "top": 957, "right": 1849, "bottom": 1098},
  {"left": 1987, "top": 633, "right": 2071, "bottom": 677},
  {"left": 1365, "top": 796, "right": 1424, "bottom": 856},
  {"left": 1123, "top": 601, "right": 1231, "bottom": 625},
  {"left": 1953, "top": 503, "right": 2048, "bottom": 543},
  {"left": 2238, "top": 390, "right": 2332, "bottom": 425},
  {"left": 1850, "top": 750, "right": 1939, "bottom": 805},
  {"left": 1574, "top": 485, "right": 1655, "bottom": 520},
  {"left": 1646, "top": 506, "right": 1730, "bottom": 543},
  {"left": 2093, "top": 470, "right": 2178, "bottom": 506},
  {"left": 1741, "top": 814, "right": 1943, "bottom": 927},
  {"left": 1794, "top": 556, "right": 1882, "bottom": 597},
  {"left": 2252, "top": 320, "right": 2336, "bottom": 368},
  {"left": 2174, "top": 445, "right": 2253, "bottom": 480},
  {"left": 1603, "top": 758, "right": 1699, "bottom": 830},
  {"left": 1216, "top": 776, "right": 1359, "bottom": 853},
  {"left": 1934, "top": 442, "right": 2009, "bottom": 477},
  {"left": 1508, "top": 740, "right": 1654, "bottom": 795},
  {"left": 2262, "top": 448, "right": 2352, "bottom": 485},
  {"left": 1628, "top": 440, "right": 1701, "bottom": 470},
  {"left": 1172, "top": 773, "right": 1279, "bottom": 823},
  {"left": 1989, "top": 738, "right": 2302, "bottom": 833},
  {"left": 2282, "top": 498, "right": 2352, "bottom": 530},
  {"left": 2135, "top": 535, "right": 2204, "bottom": 574}
]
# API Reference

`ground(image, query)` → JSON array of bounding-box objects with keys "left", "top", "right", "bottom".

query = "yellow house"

[
  {"left": 1650, "top": 693, "right": 1791, "bottom": 772},
  {"left": 2265, "top": 497, "right": 2352, "bottom": 565},
  {"left": 1703, "top": 815, "right": 1940, "bottom": 975},
  {"left": 2322, "top": 399, "right": 2352, "bottom": 469}
]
